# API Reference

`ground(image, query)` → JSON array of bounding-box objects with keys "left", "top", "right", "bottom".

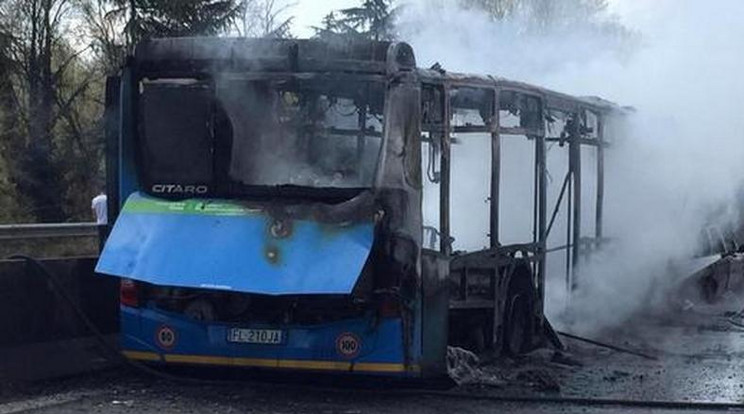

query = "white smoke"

[{"left": 397, "top": 0, "right": 744, "bottom": 333}]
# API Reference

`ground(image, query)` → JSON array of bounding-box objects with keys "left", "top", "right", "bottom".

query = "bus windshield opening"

[
  {"left": 218, "top": 77, "right": 385, "bottom": 190},
  {"left": 139, "top": 77, "right": 386, "bottom": 197}
]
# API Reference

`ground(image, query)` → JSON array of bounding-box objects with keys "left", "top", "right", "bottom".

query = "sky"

[
  {"left": 290, "top": 0, "right": 744, "bottom": 333},
  {"left": 291, "top": 0, "right": 358, "bottom": 37},
  {"left": 290, "top": 0, "right": 632, "bottom": 38}
]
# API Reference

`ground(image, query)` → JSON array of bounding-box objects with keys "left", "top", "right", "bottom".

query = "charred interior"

[
  {"left": 416, "top": 67, "right": 622, "bottom": 357},
  {"left": 125, "top": 40, "right": 423, "bottom": 335},
  {"left": 139, "top": 75, "right": 386, "bottom": 201},
  {"left": 96, "top": 38, "right": 627, "bottom": 378},
  {"left": 6, "top": 1, "right": 744, "bottom": 410}
]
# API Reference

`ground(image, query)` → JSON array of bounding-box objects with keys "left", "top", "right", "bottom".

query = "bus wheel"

[
  {"left": 468, "top": 322, "right": 486, "bottom": 354},
  {"left": 184, "top": 298, "right": 216, "bottom": 322},
  {"left": 504, "top": 292, "right": 532, "bottom": 356}
]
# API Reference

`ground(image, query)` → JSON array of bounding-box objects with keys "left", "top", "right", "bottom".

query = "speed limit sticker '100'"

[
  {"left": 335, "top": 332, "right": 361, "bottom": 359},
  {"left": 155, "top": 325, "right": 177, "bottom": 349}
]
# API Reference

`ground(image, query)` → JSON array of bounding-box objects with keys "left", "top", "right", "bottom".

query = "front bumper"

[{"left": 120, "top": 306, "right": 419, "bottom": 376}]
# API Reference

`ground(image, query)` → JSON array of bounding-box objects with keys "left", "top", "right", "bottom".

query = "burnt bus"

[{"left": 98, "top": 37, "right": 622, "bottom": 377}]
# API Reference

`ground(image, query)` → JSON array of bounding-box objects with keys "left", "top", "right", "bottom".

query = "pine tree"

[
  {"left": 110, "top": 0, "right": 243, "bottom": 47},
  {"left": 315, "top": 0, "right": 396, "bottom": 42}
]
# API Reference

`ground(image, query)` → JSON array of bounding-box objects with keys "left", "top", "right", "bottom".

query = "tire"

[
  {"left": 503, "top": 292, "right": 532, "bottom": 356},
  {"left": 468, "top": 321, "right": 487, "bottom": 354},
  {"left": 184, "top": 298, "right": 216, "bottom": 322}
]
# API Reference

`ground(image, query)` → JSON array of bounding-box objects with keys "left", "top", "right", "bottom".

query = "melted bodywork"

[
  {"left": 99, "top": 37, "right": 624, "bottom": 378},
  {"left": 100, "top": 38, "right": 428, "bottom": 376},
  {"left": 97, "top": 192, "right": 377, "bottom": 295}
]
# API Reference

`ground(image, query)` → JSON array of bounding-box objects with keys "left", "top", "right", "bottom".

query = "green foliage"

[
  {"left": 0, "top": 27, "right": 27, "bottom": 223},
  {"left": 80, "top": 0, "right": 128, "bottom": 74},
  {"left": 0, "top": 0, "right": 246, "bottom": 226},
  {"left": 0, "top": 0, "right": 77, "bottom": 223},
  {"left": 315, "top": 0, "right": 396, "bottom": 41},
  {"left": 240, "top": 0, "right": 294, "bottom": 39},
  {"left": 462, "top": 0, "right": 625, "bottom": 35},
  {"left": 462, "top": 0, "right": 519, "bottom": 20},
  {"left": 115, "top": 0, "right": 244, "bottom": 42},
  {"left": 84, "top": 0, "right": 245, "bottom": 71},
  {"left": 459, "top": 0, "right": 636, "bottom": 59}
]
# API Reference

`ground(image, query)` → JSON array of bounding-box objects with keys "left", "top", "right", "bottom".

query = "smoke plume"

[{"left": 397, "top": 0, "right": 744, "bottom": 333}]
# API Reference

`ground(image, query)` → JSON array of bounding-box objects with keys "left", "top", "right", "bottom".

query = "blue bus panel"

[
  {"left": 120, "top": 306, "right": 418, "bottom": 376},
  {"left": 97, "top": 193, "right": 375, "bottom": 295}
]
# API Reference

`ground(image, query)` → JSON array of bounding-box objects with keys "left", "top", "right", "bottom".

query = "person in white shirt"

[
  {"left": 92, "top": 191, "right": 108, "bottom": 251},
  {"left": 92, "top": 192, "right": 107, "bottom": 225}
]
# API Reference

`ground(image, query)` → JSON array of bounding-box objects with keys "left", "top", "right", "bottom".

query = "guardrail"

[
  {"left": 0, "top": 257, "right": 119, "bottom": 381},
  {"left": 0, "top": 223, "right": 100, "bottom": 240}
]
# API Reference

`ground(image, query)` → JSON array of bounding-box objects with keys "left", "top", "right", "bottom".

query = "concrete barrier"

[{"left": 0, "top": 257, "right": 120, "bottom": 381}]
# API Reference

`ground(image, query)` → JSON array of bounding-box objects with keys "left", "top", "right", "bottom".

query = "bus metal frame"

[
  {"left": 416, "top": 69, "right": 622, "bottom": 362},
  {"left": 100, "top": 37, "right": 625, "bottom": 379}
]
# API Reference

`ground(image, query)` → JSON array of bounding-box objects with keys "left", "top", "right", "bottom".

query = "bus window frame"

[{"left": 131, "top": 71, "right": 392, "bottom": 200}]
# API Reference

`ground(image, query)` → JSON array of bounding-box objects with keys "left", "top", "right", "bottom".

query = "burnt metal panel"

[
  {"left": 417, "top": 68, "right": 624, "bottom": 115},
  {"left": 105, "top": 76, "right": 121, "bottom": 224},
  {"left": 535, "top": 129, "right": 548, "bottom": 314},
  {"left": 569, "top": 115, "right": 582, "bottom": 291},
  {"left": 133, "top": 38, "right": 415, "bottom": 76},
  {"left": 440, "top": 84, "right": 452, "bottom": 255},
  {"left": 490, "top": 88, "right": 501, "bottom": 249},
  {"left": 596, "top": 117, "right": 606, "bottom": 240},
  {"left": 97, "top": 193, "right": 376, "bottom": 295},
  {"left": 138, "top": 81, "right": 214, "bottom": 192},
  {"left": 420, "top": 250, "right": 450, "bottom": 377}
]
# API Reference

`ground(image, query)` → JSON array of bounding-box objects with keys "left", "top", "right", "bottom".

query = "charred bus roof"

[
  {"left": 417, "top": 69, "right": 625, "bottom": 115},
  {"left": 133, "top": 37, "right": 416, "bottom": 75},
  {"left": 133, "top": 37, "right": 623, "bottom": 114}
]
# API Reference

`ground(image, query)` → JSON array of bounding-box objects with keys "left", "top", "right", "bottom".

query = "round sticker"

[
  {"left": 335, "top": 332, "right": 361, "bottom": 358},
  {"left": 155, "top": 325, "right": 177, "bottom": 349}
]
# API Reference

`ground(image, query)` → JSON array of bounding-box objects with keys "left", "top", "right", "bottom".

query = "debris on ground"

[
  {"left": 446, "top": 347, "right": 504, "bottom": 387},
  {"left": 602, "top": 370, "right": 631, "bottom": 383},
  {"left": 550, "top": 351, "right": 583, "bottom": 367},
  {"left": 514, "top": 369, "right": 561, "bottom": 392}
]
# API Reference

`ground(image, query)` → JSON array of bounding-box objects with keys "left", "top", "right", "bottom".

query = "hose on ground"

[
  {"left": 10, "top": 255, "right": 744, "bottom": 410},
  {"left": 8, "top": 254, "right": 230, "bottom": 385},
  {"left": 556, "top": 330, "right": 658, "bottom": 361}
]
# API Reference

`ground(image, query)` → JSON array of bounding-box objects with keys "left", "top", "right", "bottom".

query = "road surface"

[{"left": 2, "top": 303, "right": 744, "bottom": 413}]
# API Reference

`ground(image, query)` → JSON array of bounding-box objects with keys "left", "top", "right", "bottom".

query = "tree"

[
  {"left": 106, "top": 0, "right": 243, "bottom": 52},
  {"left": 315, "top": 0, "right": 396, "bottom": 42},
  {"left": 80, "top": 0, "right": 127, "bottom": 74},
  {"left": 239, "top": 0, "right": 294, "bottom": 38},
  {"left": 52, "top": 46, "right": 107, "bottom": 221},
  {"left": 461, "top": 0, "right": 627, "bottom": 36},
  {"left": 0, "top": 23, "right": 29, "bottom": 223},
  {"left": 0, "top": 0, "right": 78, "bottom": 222},
  {"left": 0, "top": 0, "right": 109, "bottom": 222},
  {"left": 0, "top": 0, "right": 250, "bottom": 224},
  {"left": 462, "top": 0, "right": 518, "bottom": 20}
]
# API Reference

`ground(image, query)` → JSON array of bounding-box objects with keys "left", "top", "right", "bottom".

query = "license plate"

[{"left": 227, "top": 328, "right": 284, "bottom": 345}]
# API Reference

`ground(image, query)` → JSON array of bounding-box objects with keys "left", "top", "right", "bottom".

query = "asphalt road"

[
  {"left": 3, "top": 303, "right": 744, "bottom": 413},
  {"left": 2, "top": 374, "right": 743, "bottom": 414}
]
